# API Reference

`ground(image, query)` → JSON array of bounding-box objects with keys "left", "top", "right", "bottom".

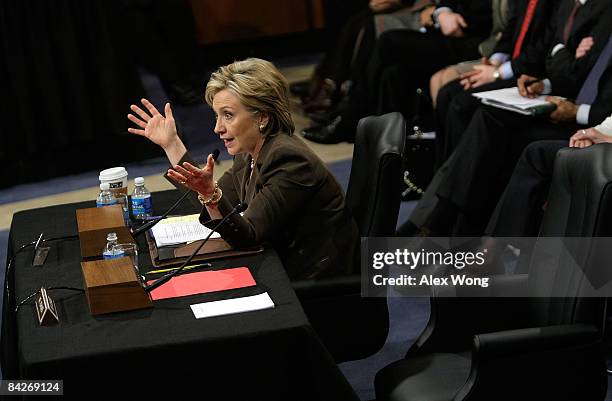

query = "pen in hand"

[{"left": 524, "top": 79, "right": 542, "bottom": 88}]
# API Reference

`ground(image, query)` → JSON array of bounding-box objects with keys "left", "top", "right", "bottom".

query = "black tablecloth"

[{"left": 1, "top": 190, "right": 358, "bottom": 400}]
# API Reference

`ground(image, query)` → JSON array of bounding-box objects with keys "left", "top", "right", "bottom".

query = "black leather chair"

[
  {"left": 294, "top": 112, "right": 406, "bottom": 363},
  {"left": 375, "top": 144, "right": 612, "bottom": 401}
]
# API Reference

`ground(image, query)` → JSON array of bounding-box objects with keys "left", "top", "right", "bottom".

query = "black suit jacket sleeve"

[
  {"left": 546, "top": 1, "right": 612, "bottom": 98},
  {"left": 510, "top": 0, "right": 558, "bottom": 78},
  {"left": 492, "top": 0, "right": 519, "bottom": 55},
  {"left": 437, "top": 0, "right": 493, "bottom": 38}
]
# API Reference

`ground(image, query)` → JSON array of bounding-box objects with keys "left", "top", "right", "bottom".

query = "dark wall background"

[{"left": 0, "top": 0, "right": 368, "bottom": 189}]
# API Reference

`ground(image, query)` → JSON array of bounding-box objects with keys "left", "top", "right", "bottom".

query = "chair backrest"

[
  {"left": 528, "top": 144, "right": 612, "bottom": 327},
  {"left": 345, "top": 112, "right": 406, "bottom": 237}
]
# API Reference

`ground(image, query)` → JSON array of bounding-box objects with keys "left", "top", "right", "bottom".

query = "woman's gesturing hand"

[
  {"left": 167, "top": 153, "right": 217, "bottom": 197},
  {"left": 128, "top": 98, "right": 187, "bottom": 165},
  {"left": 128, "top": 99, "right": 179, "bottom": 150}
]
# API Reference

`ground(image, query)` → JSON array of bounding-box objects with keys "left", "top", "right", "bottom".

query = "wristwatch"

[
  {"left": 492, "top": 68, "right": 501, "bottom": 81},
  {"left": 431, "top": 10, "right": 441, "bottom": 29}
]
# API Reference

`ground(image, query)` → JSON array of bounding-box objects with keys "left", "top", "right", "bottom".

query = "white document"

[
  {"left": 150, "top": 214, "right": 220, "bottom": 247},
  {"left": 190, "top": 292, "right": 275, "bottom": 319},
  {"left": 472, "top": 87, "right": 553, "bottom": 115}
]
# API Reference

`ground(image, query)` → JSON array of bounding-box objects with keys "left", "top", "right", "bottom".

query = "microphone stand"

[
  {"left": 131, "top": 149, "right": 220, "bottom": 238},
  {"left": 144, "top": 203, "right": 247, "bottom": 293},
  {"left": 131, "top": 189, "right": 192, "bottom": 237}
]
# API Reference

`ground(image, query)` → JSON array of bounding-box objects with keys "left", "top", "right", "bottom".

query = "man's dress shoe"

[{"left": 302, "top": 116, "right": 346, "bottom": 144}]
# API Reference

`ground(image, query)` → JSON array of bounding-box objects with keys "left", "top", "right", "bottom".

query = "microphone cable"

[
  {"left": 144, "top": 202, "right": 248, "bottom": 293},
  {"left": 5, "top": 234, "right": 79, "bottom": 307},
  {"left": 14, "top": 286, "right": 84, "bottom": 313}
]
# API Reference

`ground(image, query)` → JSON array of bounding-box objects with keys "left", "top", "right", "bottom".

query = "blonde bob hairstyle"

[{"left": 205, "top": 58, "right": 295, "bottom": 136}]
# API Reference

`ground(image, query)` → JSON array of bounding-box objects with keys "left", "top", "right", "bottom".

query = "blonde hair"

[{"left": 205, "top": 58, "right": 295, "bottom": 135}]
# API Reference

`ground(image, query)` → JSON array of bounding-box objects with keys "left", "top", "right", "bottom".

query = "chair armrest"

[
  {"left": 474, "top": 323, "right": 599, "bottom": 359},
  {"left": 454, "top": 323, "right": 605, "bottom": 401},
  {"left": 408, "top": 275, "right": 530, "bottom": 355}
]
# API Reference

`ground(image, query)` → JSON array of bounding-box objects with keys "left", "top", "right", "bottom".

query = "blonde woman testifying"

[{"left": 127, "top": 58, "right": 359, "bottom": 280}]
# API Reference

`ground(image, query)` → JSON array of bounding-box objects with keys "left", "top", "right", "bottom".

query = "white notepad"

[
  {"left": 472, "top": 87, "right": 555, "bottom": 116},
  {"left": 190, "top": 292, "right": 275, "bottom": 319},
  {"left": 150, "top": 214, "right": 220, "bottom": 247}
]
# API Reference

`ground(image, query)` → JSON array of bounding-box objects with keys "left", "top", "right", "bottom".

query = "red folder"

[{"left": 147, "top": 267, "right": 256, "bottom": 301}]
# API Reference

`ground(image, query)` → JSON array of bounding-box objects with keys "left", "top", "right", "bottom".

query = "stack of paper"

[
  {"left": 150, "top": 214, "right": 220, "bottom": 248},
  {"left": 472, "top": 87, "right": 556, "bottom": 116}
]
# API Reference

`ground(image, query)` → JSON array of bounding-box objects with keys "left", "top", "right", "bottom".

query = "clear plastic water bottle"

[
  {"left": 102, "top": 232, "right": 125, "bottom": 259},
  {"left": 131, "top": 177, "right": 152, "bottom": 221},
  {"left": 96, "top": 183, "right": 117, "bottom": 208}
]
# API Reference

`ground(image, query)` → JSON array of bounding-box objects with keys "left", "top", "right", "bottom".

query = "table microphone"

[
  {"left": 131, "top": 149, "right": 220, "bottom": 238},
  {"left": 144, "top": 202, "right": 248, "bottom": 293}
]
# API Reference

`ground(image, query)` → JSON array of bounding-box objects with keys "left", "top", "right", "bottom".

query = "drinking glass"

[{"left": 112, "top": 243, "right": 144, "bottom": 285}]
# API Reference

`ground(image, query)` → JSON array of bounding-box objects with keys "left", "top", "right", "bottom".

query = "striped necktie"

[
  {"left": 563, "top": 0, "right": 582, "bottom": 44},
  {"left": 576, "top": 34, "right": 612, "bottom": 105}
]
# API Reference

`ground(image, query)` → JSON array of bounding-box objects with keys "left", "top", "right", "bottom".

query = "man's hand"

[
  {"left": 484, "top": 56, "right": 502, "bottom": 67},
  {"left": 517, "top": 74, "right": 544, "bottom": 98},
  {"left": 369, "top": 0, "right": 401, "bottom": 13},
  {"left": 419, "top": 5, "right": 436, "bottom": 27},
  {"left": 460, "top": 64, "right": 497, "bottom": 90},
  {"left": 438, "top": 10, "right": 467, "bottom": 37},
  {"left": 547, "top": 96, "right": 578, "bottom": 123},
  {"left": 569, "top": 127, "right": 612, "bottom": 147},
  {"left": 575, "top": 36, "right": 594, "bottom": 59}
]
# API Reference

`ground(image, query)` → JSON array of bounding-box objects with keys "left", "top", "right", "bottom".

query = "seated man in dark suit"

[
  {"left": 435, "top": 0, "right": 612, "bottom": 168},
  {"left": 487, "top": 112, "right": 612, "bottom": 238},
  {"left": 433, "top": 0, "right": 559, "bottom": 167},
  {"left": 303, "top": 0, "right": 493, "bottom": 143},
  {"left": 400, "top": 26, "right": 612, "bottom": 237}
]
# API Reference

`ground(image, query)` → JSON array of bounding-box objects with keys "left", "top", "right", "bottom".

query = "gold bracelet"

[{"left": 197, "top": 182, "right": 223, "bottom": 206}]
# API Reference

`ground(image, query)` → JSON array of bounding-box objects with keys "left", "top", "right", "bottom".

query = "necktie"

[
  {"left": 513, "top": 0, "right": 539, "bottom": 59},
  {"left": 576, "top": 34, "right": 612, "bottom": 105},
  {"left": 563, "top": 0, "right": 582, "bottom": 44}
]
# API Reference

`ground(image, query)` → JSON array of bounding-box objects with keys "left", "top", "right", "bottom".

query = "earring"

[{"left": 259, "top": 124, "right": 265, "bottom": 132}]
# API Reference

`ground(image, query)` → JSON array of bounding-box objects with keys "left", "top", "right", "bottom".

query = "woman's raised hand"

[{"left": 128, "top": 99, "right": 179, "bottom": 150}]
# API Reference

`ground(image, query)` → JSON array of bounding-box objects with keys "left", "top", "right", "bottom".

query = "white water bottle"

[
  {"left": 131, "top": 177, "right": 152, "bottom": 220},
  {"left": 96, "top": 183, "right": 117, "bottom": 208}
]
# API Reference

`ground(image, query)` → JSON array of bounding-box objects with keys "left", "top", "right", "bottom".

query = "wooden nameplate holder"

[
  {"left": 76, "top": 205, "right": 151, "bottom": 315},
  {"left": 76, "top": 205, "right": 133, "bottom": 260},
  {"left": 81, "top": 257, "right": 152, "bottom": 315}
]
